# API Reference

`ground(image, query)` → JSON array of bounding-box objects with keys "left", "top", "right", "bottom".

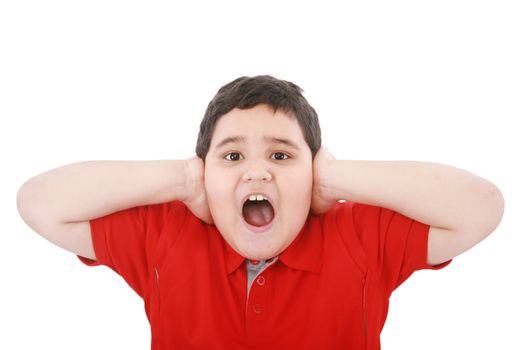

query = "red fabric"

[{"left": 78, "top": 201, "right": 450, "bottom": 349}]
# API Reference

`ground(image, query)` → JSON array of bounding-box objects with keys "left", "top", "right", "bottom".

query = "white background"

[{"left": 2, "top": 1, "right": 524, "bottom": 349}]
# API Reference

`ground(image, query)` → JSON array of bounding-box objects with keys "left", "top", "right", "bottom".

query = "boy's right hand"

[{"left": 182, "top": 156, "right": 214, "bottom": 225}]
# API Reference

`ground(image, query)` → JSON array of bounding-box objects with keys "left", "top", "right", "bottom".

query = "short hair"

[{"left": 195, "top": 75, "right": 322, "bottom": 160}]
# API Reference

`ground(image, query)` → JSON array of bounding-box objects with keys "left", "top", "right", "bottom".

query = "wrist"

[
  {"left": 182, "top": 157, "right": 204, "bottom": 203},
  {"left": 315, "top": 159, "right": 338, "bottom": 201},
  {"left": 312, "top": 146, "right": 339, "bottom": 200}
]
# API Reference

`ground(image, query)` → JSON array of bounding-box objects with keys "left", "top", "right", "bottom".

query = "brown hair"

[{"left": 195, "top": 75, "right": 322, "bottom": 160}]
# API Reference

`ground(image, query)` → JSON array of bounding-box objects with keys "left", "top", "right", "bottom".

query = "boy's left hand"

[{"left": 311, "top": 145, "right": 339, "bottom": 215}]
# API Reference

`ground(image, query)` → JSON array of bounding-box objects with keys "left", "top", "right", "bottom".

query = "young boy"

[{"left": 17, "top": 75, "right": 504, "bottom": 349}]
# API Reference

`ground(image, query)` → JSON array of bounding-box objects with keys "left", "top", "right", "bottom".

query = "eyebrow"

[{"left": 214, "top": 135, "right": 301, "bottom": 151}]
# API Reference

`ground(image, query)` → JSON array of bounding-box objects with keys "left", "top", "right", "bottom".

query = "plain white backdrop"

[{"left": 2, "top": 1, "right": 524, "bottom": 349}]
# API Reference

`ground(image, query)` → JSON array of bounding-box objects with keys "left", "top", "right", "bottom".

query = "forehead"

[{"left": 210, "top": 104, "right": 307, "bottom": 149}]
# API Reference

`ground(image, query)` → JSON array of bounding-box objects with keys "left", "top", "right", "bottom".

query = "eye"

[
  {"left": 271, "top": 152, "right": 289, "bottom": 160},
  {"left": 224, "top": 152, "right": 242, "bottom": 161}
]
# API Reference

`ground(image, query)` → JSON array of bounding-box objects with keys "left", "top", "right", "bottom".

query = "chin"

[
  {"left": 240, "top": 248, "right": 279, "bottom": 261},
  {"left": 217, "top": 215, "right": 302, "bottom": 260},
  {"left": 242, "top": 231, "right": 299, "bottom": 261},
  {"left": 232, "top": 235, "right": 283, "bottom": 261}
]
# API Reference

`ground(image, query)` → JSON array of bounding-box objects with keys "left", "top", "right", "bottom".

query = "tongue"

[{"left": 243, "top": 200, "right": 275, "bottom": 227}]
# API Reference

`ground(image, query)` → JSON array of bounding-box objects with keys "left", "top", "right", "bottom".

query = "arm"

[
  {"left": 16, "top": 157, "right": 211, "bottom": 259},
  {"left": 311, "top": 146, "right": 505, "bottom": 265}
]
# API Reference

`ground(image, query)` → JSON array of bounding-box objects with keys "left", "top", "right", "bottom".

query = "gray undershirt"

[{"left": 246, "top": 257, "right": 278, "bottom": 297}]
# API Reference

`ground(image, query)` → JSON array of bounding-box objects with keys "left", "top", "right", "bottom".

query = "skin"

[{"left": 199, "top": 104, "right": 316, "bottom": 260}]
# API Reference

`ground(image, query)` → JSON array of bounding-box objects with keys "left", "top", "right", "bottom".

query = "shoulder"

[
  {"left": 313, "top": 201, "right": 369, "bottom": 272},
  {"left": 317, "top": 201, "right": 381, "bottom": 236}
]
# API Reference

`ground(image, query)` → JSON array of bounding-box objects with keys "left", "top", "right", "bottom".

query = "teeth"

[{"left": 248, "top": 194, "right": 268, "bottom": 201}]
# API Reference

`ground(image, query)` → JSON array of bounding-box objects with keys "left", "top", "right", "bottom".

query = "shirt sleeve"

[
  {"left": 344, "top": 202, "right": 451, "bottom": 294},
  {"left": 77, "top": 200, "right": 190, "bottom": 298}
]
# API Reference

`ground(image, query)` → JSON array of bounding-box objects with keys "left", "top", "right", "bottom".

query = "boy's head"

[{"left": 196, "top": 75, "right": 322, "bottom": 260}]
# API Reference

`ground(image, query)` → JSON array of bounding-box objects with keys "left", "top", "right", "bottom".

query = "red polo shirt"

[{"left": 78, "top": 200, "right": 450, "bottom": 349}]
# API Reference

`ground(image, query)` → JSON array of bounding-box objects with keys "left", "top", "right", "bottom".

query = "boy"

[{"left": 17, "top": 75, "right": 505, "bottom": 349}]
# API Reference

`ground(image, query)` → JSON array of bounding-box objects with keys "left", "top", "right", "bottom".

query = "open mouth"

[{"left": 242, "top": 197, "right": 275, "bottom": 228}]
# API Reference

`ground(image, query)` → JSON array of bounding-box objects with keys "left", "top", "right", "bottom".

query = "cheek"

[
  {"left": 281, "top": 169, "right": 313, "bottom": 206},
  {"left": 292, "top": 164, "right": 313, "bottom": 191},
  {"left": 204, "top": 170, "right": 235, "bottom": 208}
]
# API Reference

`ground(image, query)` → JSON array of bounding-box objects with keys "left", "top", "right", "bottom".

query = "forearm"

[
  {"left": 321, "top": 160, "right": 503, "bottom": 231},
  {"left": 17, "top": 160, "right": 189, "bottom": 223}
]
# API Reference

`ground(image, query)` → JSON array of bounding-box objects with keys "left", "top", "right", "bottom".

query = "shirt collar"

[
  {"left": 223, "top": 214, "right": 324, "bottom": 275},
  {"left": 223, "top": 239, "right": 246, "bottom": 275},
  {"left": 278, "top": 215, "right": 323, "bottom": 273}
]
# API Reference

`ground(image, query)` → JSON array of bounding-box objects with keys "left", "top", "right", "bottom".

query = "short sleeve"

[
  {"left": 77, "top": 200, "right": 189, "bottom": 298},
  {"left": 341, "top": 202, "right": 451, "bottom": 294}
]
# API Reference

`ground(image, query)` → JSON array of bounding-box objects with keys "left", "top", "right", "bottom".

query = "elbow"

[
  {"left": 463, "top": 182, "right": 505, "bottom": 242},
  {"left": 17, "top": 180, "right": 31, "bottom": 217},
  {"left": 16, "top": 177, "right": 44, "bottom": 227},
  {"left": 476, "top": 183, "right": 505, "bottom": 238},
  {"left": 490, "top": 184, "right": 505, "bottom": 233},
  {"left": 17, "top": 179, "right": 36, "bottom": 224}
]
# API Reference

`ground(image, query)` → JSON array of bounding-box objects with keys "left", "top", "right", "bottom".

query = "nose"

[{"left": 242, "top": 161, "right": 273, "bottom": 182}]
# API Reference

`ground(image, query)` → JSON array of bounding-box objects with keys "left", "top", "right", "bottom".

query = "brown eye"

[
  {"left": 225, "top": 152, "right": 241, "bottom": 161},
  {"left": 272, "top": 152, "right": 289, "bottom": 160}
]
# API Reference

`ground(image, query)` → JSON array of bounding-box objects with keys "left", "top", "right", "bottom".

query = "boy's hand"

[
  {"left": 311, "top": 145, "right": 339, "bottom": 215},
  {"left": 183, "top": 156, "right": 214, "bottom": 224}
]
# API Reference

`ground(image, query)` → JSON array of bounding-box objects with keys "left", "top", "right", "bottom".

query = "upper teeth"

[{"left": 249, "top": 194, "right": 268, "bottom": 201}]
